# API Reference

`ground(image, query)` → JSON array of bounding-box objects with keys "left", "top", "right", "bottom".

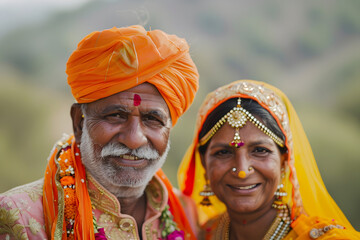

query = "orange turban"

[{"left": 66, "top": 25, "right": 199, "bottom": 126}]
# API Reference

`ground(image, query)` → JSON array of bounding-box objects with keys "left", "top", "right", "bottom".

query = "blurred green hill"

[{"left": 0, "top": 0, "right": 359, "bottom": 229}]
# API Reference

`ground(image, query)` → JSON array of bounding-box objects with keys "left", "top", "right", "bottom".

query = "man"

[{"left": 0, "top": 25, "right": 199, "bottom": 239}]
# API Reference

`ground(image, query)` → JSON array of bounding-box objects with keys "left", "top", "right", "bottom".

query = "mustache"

[{"left": 100, "top": 142, "right": 159, "bottom": 160}]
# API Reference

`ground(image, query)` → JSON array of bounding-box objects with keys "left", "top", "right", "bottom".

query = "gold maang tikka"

[
  {"left": 199, "top": 98, "right": 284, "bottom": 148},
  {"left": 227, "top": 98, "right": 246, "bottom": 147}
]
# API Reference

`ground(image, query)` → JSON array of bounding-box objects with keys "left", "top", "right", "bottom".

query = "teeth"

[
  {"left": 237, "top": 184, "right": 256, "bottom": 190},
  {"left": 121, "top": 154, "right": 139, "bottom": 160}
]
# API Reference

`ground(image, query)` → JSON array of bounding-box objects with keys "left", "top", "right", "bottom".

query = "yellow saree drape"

[{"left": 178, "top": 80, "right": 357, "bottom": 235}]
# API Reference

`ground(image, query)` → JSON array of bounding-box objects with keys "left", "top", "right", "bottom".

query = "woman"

[{"left": 178, "top": 80, "right": 359, "bottom": 239}]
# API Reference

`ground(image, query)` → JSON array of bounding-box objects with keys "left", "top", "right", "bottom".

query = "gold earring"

[
  {"left": 199, "top": 174, "right": 214, "bottom": 206},
  {"left": 272, "top": 169, "right": 287, "bottom": 209},
  {"left": 272, "top": 183, "right": 287, "bottom": 209}
]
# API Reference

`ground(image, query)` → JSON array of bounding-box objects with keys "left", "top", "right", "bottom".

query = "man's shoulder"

[
  {"left": 0, "top": 179, "right": 47, "bottom": 239},
  {"left": 1, "top": 178, "right": 44, "bottom": 199}
]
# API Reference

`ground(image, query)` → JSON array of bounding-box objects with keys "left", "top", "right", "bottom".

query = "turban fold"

[{"left": 66, "top": 25, "right": 199, "bottom": 126}]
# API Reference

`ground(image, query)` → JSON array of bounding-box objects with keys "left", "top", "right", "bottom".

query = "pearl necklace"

[{"left": 217, "top": 207, "right": 291, "bottom": 240}]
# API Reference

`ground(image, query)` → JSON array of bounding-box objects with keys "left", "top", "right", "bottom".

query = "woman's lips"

[
  {"left": 227, "top": 183, "right": 261, "bottom": 193},
  {"left": 234, "top": 184, "right": 257, "bottom": 190}
]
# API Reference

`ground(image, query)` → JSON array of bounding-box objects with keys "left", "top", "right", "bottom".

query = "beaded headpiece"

[{"left": 199, "top": 98, "right": 284, "bottom": 148}]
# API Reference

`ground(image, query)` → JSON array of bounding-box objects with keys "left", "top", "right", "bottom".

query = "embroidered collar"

[{"left": 87, "top": 172, "right": 168, "bottom": 216}]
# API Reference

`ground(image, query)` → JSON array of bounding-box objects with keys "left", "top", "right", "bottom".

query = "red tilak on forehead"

[{"left": 133, "top": 94, "right": 141, "bottom": 106}]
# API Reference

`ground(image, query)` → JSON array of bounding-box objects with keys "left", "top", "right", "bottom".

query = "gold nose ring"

[
  {"left": 232, "top": 166, "right": 254, "bottom": 178},
  {"left": 238, "top": 171, "right": 246, "bottom": 178}
]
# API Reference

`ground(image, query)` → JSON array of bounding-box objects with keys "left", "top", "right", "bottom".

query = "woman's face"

[{"left": 201, "top": 121, "right": 286, "bottom": 214}]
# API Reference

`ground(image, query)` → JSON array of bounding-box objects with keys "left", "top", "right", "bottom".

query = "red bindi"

[{"left": 133, "top": 94, "right": 141, "bottom": 106}]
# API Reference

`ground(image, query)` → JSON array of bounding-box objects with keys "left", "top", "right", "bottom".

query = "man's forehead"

[
  {"left": 116, "top": 83, "right": 166, "bottom": 104},
  {"left": 110, "top": 91, "right": 167, "bottom": 107},
  {"left": 88, "top": 84, "right": 169, "bottom": 115}
]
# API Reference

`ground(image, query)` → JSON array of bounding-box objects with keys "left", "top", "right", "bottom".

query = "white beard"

[{"left": 80, "top": 124, "right": 170, "bottom": 198}]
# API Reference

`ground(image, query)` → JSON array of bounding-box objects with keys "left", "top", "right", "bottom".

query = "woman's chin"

[{"left": 226, "top": 201, "right": 260, "bottom": 214}]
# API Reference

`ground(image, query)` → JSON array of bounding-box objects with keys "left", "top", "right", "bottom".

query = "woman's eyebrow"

[
  {"left": 247, "top": 139, "right": 274, "bottom": 147},
  {"left": 209, "top": 142, "right": 232, "bottom": 149}
]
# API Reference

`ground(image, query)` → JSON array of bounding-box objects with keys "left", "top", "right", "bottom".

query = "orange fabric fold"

[
  {"left": 43, "top": 136, "right": 94, "bottom": 240},
  {"left": 156, "top": 169, "right": 196, "bottom": 240},
  {"left": 66, "top": 25, "right": 199, "bottom": 126}
]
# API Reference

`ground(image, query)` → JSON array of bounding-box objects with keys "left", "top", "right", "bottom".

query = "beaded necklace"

[{"left": 216, "top": 207, "right": 292, "bottom": 240}]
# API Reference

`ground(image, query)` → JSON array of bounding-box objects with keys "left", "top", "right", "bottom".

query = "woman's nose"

[{"left": 231, "top": 152, "right": 254, "bottom": 178}]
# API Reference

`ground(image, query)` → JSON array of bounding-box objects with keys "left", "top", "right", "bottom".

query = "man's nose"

[{"left": 117, "top": 117, "right": 147, "bottom": 150}]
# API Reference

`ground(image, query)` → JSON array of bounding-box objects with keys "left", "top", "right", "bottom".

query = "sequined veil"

[{"left": 177, "top": 79, "right": 355, "bottom": 231}]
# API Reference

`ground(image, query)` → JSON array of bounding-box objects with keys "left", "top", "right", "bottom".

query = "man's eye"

[
  {"left": 106, "top": 113, "right": 126, "bottom": 120},
  {"left": 143, "top": 115, "right": 164, "bottom": 126}
]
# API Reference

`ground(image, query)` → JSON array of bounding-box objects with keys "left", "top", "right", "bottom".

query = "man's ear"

[{"left": 71, "top": 103, "right": 83, "bottom": 143}]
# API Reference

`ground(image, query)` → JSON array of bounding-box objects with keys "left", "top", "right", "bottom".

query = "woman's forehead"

[{"left": 212, "top": 123, "right": 275, "bottom": 143}]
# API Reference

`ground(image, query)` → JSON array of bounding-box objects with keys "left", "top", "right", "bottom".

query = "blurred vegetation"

[{"left": 0, "top": 0, "right": 359, "bottom": 229}]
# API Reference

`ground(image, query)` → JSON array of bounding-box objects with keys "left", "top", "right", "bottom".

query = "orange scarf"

[{"left": 43, "top": 136, "right": 195, "bottom": 239}]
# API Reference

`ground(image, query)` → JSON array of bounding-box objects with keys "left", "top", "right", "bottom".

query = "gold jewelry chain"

[
  {"left": 199, "top": 101, "right": 284, "bottom": 147},
  {"left": 218, "top": 209, "right": 291, "bottom": 240}
]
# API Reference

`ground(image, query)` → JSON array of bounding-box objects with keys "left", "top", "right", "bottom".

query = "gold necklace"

[{"left": 218, "top": 207, "right": 291, "bottom": 240}]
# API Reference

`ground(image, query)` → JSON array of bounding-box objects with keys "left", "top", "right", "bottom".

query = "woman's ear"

[
  {"left": 280, "top": 149, "right": 289, "bottom": 167},
  {"left": 70, "top": 103, "right": 83, "bottom": 143},
  {"left": 199, "top": 148, "right": 207, "bottom": 170}
]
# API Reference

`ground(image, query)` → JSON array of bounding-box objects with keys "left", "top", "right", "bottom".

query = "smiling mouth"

[
  {"left": 120, "top": 154, "right": 139, "bottom": 160},
  {"left": 237, "top": 184, "right": 257, "bottom": 190},
  {"left": 107, "top": 154, "right": 147, "bottom": 168},
  {"left": 228, "top": 183, "right": 260, "bottom": 191}
]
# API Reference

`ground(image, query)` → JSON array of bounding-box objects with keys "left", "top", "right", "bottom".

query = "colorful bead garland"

[{"left": 57, "top": 143, "right": 78, "bottom": 239}]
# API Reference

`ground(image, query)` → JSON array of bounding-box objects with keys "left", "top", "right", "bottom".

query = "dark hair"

[{"left": 198, "top": 98, "right": 286, "bottom": 154}]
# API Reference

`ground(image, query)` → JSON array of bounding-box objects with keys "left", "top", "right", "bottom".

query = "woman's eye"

[
  {"left": 213, "top": 149, "right": 232, "bottom": 157},
  {"left": 253, "top": 147, "right": 271, "bottom": 154}
]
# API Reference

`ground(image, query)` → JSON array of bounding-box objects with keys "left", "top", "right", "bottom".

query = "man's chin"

[
  {"left": 112, "top": 176, "right": 151, "bottom": 188},
  {"left": 113, "top": 184, "right": 148, "bottom": 199},
  {"left": 112, "top": 166, "right": 155, "bottom": 182}
]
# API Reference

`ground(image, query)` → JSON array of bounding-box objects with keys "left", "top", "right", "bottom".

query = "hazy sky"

[
  {"left": 0, "top": 0, "right": 88, "bottom": 9},
  {"left": 0, "top": 0, "right": 89, "bottom": 38}
]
